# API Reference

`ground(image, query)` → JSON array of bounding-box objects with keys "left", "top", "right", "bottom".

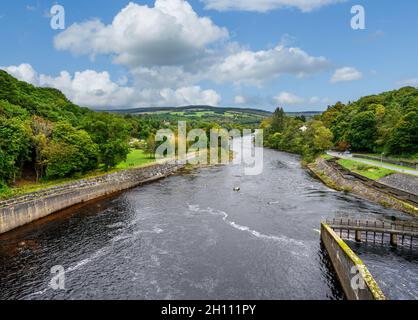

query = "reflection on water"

[{"left": 0, "top": 149, "right": 416, "bottom": 300}]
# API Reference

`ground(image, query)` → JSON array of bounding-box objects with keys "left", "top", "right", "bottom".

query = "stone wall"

[
  {"left": 321, "top": 223, "right": 386, "bottom": 300},
  {"left": 0, "top": 161, "right": 184, "bottom": 235},
  {"left": 308, "top": 158, "right": 418, "bottom": 216}
]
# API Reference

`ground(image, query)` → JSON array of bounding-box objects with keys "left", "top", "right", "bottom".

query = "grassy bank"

[
  {"left": 0, "top": 149, "right": 155, "bottom": 200},
  {"left": 337, "top": 159, "right": 395, "bottom": 180}
]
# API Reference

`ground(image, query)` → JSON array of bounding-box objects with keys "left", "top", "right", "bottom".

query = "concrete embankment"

[
  {"left": 308, "top": 158, "right": 418, "bottom": 216},
  {"left": 321, "top": 223, "right": 386, "bottom": 300},
  {"left": 0, "top": 161, "right": 185, "bottom": 235}
]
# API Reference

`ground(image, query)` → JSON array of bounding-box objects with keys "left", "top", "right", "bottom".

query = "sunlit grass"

[
  {"left": 337, "top": 159, "right": 395, "bottom": 180},
  {"left": 116, "top": 149, "right": 155, "bottom": 169}
]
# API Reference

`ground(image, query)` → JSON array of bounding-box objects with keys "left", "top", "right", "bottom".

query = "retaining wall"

[
  {"left": 321, "top": 223, "right": 386, "bottom": 300},
  {"left": 308, "top": 158, "right": 418, "bottom": 216},
  {"left": 0, "top": 161, "right": 184, "bottom": 235},
  {"left": 329, "top": 160, "right": 418, "bottom": 206}
]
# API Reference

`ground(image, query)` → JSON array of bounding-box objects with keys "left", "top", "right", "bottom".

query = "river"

[{"left": 0, "top": 148, "right": 417, "bottom": 300}]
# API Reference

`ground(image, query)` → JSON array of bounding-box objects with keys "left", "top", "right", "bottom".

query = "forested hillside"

[
  {"left": 0, "top": 71, "right": 161, "bottom": 189},
  {"left": 321, "top": 86, "right": 418, "bottom": 155},
  {"left": 262, "top": 86, "right": 418, "bottom": 162}
]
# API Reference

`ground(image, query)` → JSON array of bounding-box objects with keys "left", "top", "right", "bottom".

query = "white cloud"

[
  {"left": 54, "top": 0, "right": 228, "bottom": 67},
  {"left": 54, "top": 0, "right": 331, "bottom": 88},
  {"left": 234, "top": 95, "right": 246, "bottom": 104},
  {"left": 1, "top": 63, "right": 39, "bottom": 85},
  {"left": 210, "top": 45, "right": 330, "bottom": 85},
  {"left": 1, "top": 64, "right": 221, "bottom": 108},
  {"left": 275, "top": 92, "right": 305, "bottom": 105},
  {"left": 274, "top": 91, "right": 329, "bottom": 107},
  {"left": 202, "top": 0, "right": 345, "bottom": 13},
  {"left": 331, "top": 67, "right": 363, "bottom": 83},
  {"left": 398, "top": 78, "right": 418, "bottom": 86}
]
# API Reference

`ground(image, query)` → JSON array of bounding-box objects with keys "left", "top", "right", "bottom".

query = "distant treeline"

[{"left": 106, "top": 105, "right": 272, "bottom": 117}]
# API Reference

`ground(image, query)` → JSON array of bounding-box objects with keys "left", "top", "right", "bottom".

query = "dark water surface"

[{"left": 0, "top": 148, "right": 416, "bottom": 300}]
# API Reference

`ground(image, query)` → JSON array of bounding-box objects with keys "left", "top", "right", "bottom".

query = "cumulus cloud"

[
  {"left": 54, "top": 0, "right": 229, "bottom": 67},
  {"left": 331, "top": 67, "right": 363, "bottom": 83},
  {"left": 201, "top": 0, "right": 345, "bottom": 13},
  {"left": 275, "top": 92, "right": 305, "bottom": 105},
  {"left": 53, "top": 0, "right": 331, "bottom": 88},
  {"left": 1, "top": 63, "right": 39, "bottom": 84},
  {"left": 210, "top": 45, "right": 330, "bottom": 85},
  {"left": 5, "top": 1, "right": 337, "bottom": 109},
  {"left": 1, "top": 64, "right": 221, "bottom": 108}
]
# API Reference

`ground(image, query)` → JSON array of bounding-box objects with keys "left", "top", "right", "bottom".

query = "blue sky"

[{"left": 1, "top": 0, "right": 417, "bottom": 111}]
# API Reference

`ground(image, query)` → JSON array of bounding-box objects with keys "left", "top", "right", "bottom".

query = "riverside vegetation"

[
  {"left": 263, "top": 86, "right": 418, "bottom": 163},
  {"left": 1, "top": 68, "right": 417, "bottom": 199},
  {"left": 0, "top": 71, "right": 265, "bottom": 199}
]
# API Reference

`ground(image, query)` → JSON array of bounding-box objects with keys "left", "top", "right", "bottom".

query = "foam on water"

[{"left": 188, "top": 204, "right": 306, "bottom": 247}]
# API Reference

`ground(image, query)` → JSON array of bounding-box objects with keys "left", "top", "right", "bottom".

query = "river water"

[{"left": 0, "top": 148, "right": 417, "bottom": 300}]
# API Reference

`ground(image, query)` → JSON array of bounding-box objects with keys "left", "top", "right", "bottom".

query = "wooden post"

[
  {"left": 355, "top": 230, "right": 362, "bottom": 242},
  {"left": 390, "top": 233, "right": 398, "bottom": 247}
]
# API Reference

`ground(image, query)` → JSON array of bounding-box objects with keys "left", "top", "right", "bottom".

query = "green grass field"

[
  {"left": 337, "top": 159, "right": 395, "bottom": 180},
  {"left": 116, "top": 149, "right": 155, "bottom": 169},
  {"left": 320, "top": 154, "right": 334, "bottom": 161}
]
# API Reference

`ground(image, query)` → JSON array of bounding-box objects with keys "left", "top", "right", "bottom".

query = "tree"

[
  {"left": 347, "top": 111, "right": 377, "bottom": 151},
  {"left": 44, "top": 122, "right": 99, "bottom": 178},
  {"left": 0, "top": 116, "right": 31, "bottom": 183},
  {"left": 145, "top": 134, "right": 157, "bottom": 159},
  {"left": 82, "top": 113, "right": 131, "bottom": 171},
  {"left": 270, "top": 107, "right": 286, "bottom": 133},
  {"left": 387, "top": 111, "right": 418, "bottom": 154},
  {"left": 303, "top": 121, "right": 334, "bottom": 161},
  {"left": 31, "top": 116, "right": 53, "bottom": 181}
]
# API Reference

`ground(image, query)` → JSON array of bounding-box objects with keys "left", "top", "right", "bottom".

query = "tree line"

[
  {"left": 321, "top": 86, "right": 418, "bottom": 155},
  {"left": 262, "top": 86, "right": 418, "bottom": 161},
  {"left": 0, "top": 71, "right": 162, "bottom": 189},
  {"left": 261, "top": 108, "right": 333, "bottom": 162}
]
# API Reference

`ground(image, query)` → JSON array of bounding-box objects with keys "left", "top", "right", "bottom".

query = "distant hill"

[{"left": 105, "top": 105, "right": 273, "bottom": 117}]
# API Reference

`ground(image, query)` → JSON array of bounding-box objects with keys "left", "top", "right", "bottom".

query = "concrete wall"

[
  {"left": 0, "top": 161, "right": 183, "bottom": 235},
  {"left": 321, "top": 223, "right": 386, "bottom": 300},
  {"left": 308, "top": 158, "right": 418, "bottom": 216}
]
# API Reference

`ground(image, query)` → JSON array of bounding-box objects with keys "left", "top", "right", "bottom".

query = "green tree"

[
  {"left": 270, "top": 107, "right": 286, "bottom": 133},
  {"left": 387, "top": 111, "right": 418, "bottom": 154},
  {"left": 45, "top": 122, "right": 99, "bottom": 178},
  {"left": 0, "top": 116, "right": 31, "bottom": 183},
  {"left": 347, "top": 111, "right": 377, "bottom": 151},
  {"left": 81, "top": 113, "right": 131, "bottom": 171},
  {"left": 145, "top": 134, "right": 157, "bottom": 158}
]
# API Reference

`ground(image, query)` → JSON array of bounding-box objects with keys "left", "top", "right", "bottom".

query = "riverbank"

[
  {"left": 0, "top": 159, "right": 186, "bottom": 235},
  {"left": 308, "top": 158, "right": 418, "bottom": 217},
  {"left": 0, "top": 149, "right": 155, "bottom": 201}
]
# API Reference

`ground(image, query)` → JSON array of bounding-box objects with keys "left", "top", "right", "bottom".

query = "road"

[{"left": 326, "top": 151, "right": 418, "bottom": 177}]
